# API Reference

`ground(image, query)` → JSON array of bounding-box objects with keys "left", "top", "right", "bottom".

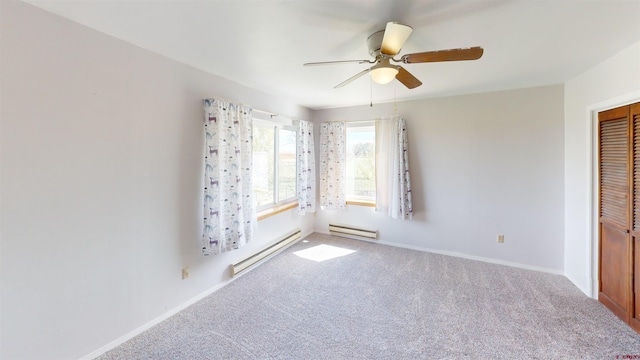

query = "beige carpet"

[{"left": 98, "top": 233, "right": 640, "bottom": 359}]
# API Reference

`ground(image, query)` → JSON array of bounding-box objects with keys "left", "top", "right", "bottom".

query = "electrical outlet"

[
  {"left": 182, "top": 266, "right": 190, "bottom": 279},
  {"left": 497, "top": 234, "right": 505, "bottom": 243}
]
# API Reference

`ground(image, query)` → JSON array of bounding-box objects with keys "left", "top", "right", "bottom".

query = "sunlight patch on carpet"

[{"left": 293, "top": 244, "right": 356, "bottom": 262}]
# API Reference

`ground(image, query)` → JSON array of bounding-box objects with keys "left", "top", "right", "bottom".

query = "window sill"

[
  {"left": 257, "top": 201, "right": 298, "bottom": 221},
  {"left": 346, "top": 200, "right": 376, "bottom": 207}
]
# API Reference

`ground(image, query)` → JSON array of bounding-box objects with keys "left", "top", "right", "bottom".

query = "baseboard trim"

[
  {"left": 565, "top": 272, "right": 594, "bottom": 298},
  {"left": 80, "top": 229, "right": 314, "bottom": 360},
  {"left": 314, "top": 229, "right": 564, "bottom": 276},
  {"left": 78, "top": 279, "right": 231, "bottom": 360},
  {"left": 81, "top": 228, "right": 561, "bottom": 359}
]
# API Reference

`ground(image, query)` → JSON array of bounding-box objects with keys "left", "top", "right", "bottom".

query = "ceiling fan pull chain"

[
  {"left": 394, "top": 81, "right": 398, "bottom": 112},
  {"left": 370, "top": 75, "right": 373, "bottom": 107}
]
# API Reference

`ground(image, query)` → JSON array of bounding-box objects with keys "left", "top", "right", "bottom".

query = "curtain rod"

[
  {"left": 323, "top": 117, "right": 398, "bottom": 124},
  {"left": 252, "top": 108, "right": 303, "bottom": 122},
  {"left": 253, "top": 109, "right": 398, "bottom": 123},
  {"left": 252, "top": 108, "right": 278, "bottom": 118}
]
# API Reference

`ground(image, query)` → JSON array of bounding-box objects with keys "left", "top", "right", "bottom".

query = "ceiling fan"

[{"left": 304, "top": 22, "right": 484, "bottom": 89}]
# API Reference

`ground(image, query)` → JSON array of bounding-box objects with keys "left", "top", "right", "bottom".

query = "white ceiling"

[{"left": 23, "top": 0, "right": 640, "bottom": 110}]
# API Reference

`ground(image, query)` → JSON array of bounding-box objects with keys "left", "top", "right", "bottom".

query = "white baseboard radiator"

[
  {"left": 231, "top": 229, "right": 301, "bottom": 277},
  {"left": 329, "top": 224, "right": 377, "bottom": 241}
]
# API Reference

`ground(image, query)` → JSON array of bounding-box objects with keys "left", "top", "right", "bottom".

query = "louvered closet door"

[
  {"left": 632, "top": 102, "right": 640, "bottom": 333},
  {"left": 598, "top": 105, "right": 632, "bottom": 323}
]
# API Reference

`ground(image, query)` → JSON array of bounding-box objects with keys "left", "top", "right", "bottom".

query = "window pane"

[
  {"left": 253, "top": 125, "right": 275, "bottom": 207},
  {"left": 346, "top": 124, "right": 375, "bottom": 201},
  {"left": 278, "top": 128, "right": 297, "bottom": 202}
]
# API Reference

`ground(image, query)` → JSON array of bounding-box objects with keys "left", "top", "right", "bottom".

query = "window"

[
  {"left": 345, "top": 122, "right": 375, "bottom": 203},
  {"left": 252, "top": 120, "right": 297, "bottom": 211}
]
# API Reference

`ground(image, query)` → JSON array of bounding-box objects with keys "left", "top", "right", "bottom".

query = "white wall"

[
  {"left": 4, "top": 0, "right": 634, "bottom": 357},
  {"left": 564, "top": 42, "right": 640, "bottom": 296},
  {"left": 312, "top": 85, "right": 565, "bottom": 272},
  {"left": 0, "top": 1, "right": 313, "bottom": 359}
]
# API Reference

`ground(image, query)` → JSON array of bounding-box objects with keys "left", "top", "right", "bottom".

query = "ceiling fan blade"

[
  {"left": 304, "top": 60, "right": 372, "bottom": 66},
  {"left": 401, "top": 47, "right": 484, "bottom": 63},
  {"left": 395, "top": 66, "right": 422, "bottom": 89},
  {"left": 380, "top": 22, "right": 413, "bottom": 56},
  {"left": 334, "top": 68, "right": 372, "bottom": 88}
]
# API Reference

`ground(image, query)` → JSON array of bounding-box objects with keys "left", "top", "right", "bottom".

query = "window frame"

[
  {"left": 252, "top": 119, "right": 298, "bottom": 213},
  {"left": 345, "top": 121, "right": 376, "bottom": 205}
]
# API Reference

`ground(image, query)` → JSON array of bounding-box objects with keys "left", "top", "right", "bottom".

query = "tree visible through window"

[
  {"left": 252, "top": 120, "right": 297, "bottom": 210},
  {"left": 346, "top": 122, "right": 375, "bottom": 202},
  {"left": 252, "top": 124, "right": 275, "bottom": 207},
  {"left": 278, "top": 128, "right": 297, "bottom": 201}
]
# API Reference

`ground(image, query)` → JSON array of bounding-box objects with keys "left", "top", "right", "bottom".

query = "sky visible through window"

[
  {"left": 346, "top": 124, "right": 375, "bottom": 202},
  {"left": 253, "top": 122, "right": 297, "bottom": 209}
]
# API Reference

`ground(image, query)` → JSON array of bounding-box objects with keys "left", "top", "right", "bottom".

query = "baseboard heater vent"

[
  {"left": 329, "top": 224, "right": 377, "bottom": 241},
  {"left": 231, "top": 229, "right": 301, "bottom": 277}
]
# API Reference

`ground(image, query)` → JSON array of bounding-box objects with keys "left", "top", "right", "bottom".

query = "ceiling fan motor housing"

[{"left": 367, "top": 30, "right": 385, "bottom": 57}]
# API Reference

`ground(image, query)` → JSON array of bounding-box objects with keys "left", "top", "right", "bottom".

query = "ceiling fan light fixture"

[{"left": 371, "top": 66, "right": 399, "bottom": 85}]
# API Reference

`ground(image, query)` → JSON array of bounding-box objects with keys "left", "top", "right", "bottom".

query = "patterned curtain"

[
  {"left": 375, "top": 116, "right": 413, "bottom": 220},
  {"left": 319, "top": 122, "right": 346, "bottom": 210},
  {"left": 202, "top": 98, "right": 253, "bottom": 255},
  {"left": 296, "top": 120, "right": 316, "bottom": 215}
]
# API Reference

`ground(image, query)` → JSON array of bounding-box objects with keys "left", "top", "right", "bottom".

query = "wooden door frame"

[{"left": 589, "top": 90, "right": 640, "bottom": 299}]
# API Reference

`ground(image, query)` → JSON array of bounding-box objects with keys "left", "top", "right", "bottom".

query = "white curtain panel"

[
  {"left": 319, "top": 122, "right": 346, "bottom": 211},
  {"left": 375, "top": 116, "right": 413, "bottom": 220},
  {"left": 202, "top": 98, "right": 253, "bottom": 255},
  {"left": 296, "top": 120, "right": 316, "bottom": 215}
]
